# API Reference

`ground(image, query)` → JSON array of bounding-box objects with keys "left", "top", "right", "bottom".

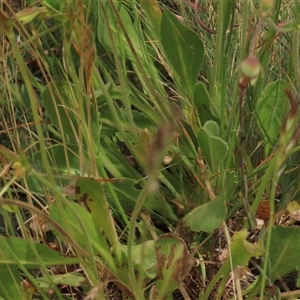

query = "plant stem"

[{"left": 292, "top": 31, "right": 300, "bottom": 87}]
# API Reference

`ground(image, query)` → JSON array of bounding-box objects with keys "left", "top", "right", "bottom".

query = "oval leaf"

[
  {"left": 197, "top": 121, "right": 228, "bottom": 173},
  {"left": 179, "top": 193, "right": 227, "bottom": 233},
  {"left": 256, "top": 80, "right": 290, "bottom": 154},
  {"left": 269, "top": 226, "right": 300, "bottom": 280},
  {"left": 161, "top": 9, "right": 204, "bottom": 96}
]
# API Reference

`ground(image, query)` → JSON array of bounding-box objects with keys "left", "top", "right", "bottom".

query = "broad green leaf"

[
  {"left": 36, "top": 273, "right": 85, "bottom": 288},
  {"left": 97, "top": 2, "right": 143, "bottom": 61},
  {"left": 0, "top": 236, "right": 80, "bottom": 267},
  {"left": 269, "top": 226, "right": 300, "bottom": 280},
  {"left": 75, "top": 178, "right": 118, "bottom": 246},
  {"left": 120, "top": 240, "right": 156, "bottom": 279},
  {"left": 154, "top": 233, "right": 194, "bottom": 298},
  {"left": 49, "top": 201, "right": 123, "bottom": 282},
  {"left": 161, "top": 9, "right": 204, "bottom": 97},
  {"left": 256, "top": 80, "right": 290, "bottom": 154},
  {"left": 203, "top": 120, "right": 219, "bottom": 136},
  {"left": 49, "top": 201, "right": 111, "bottom": 260},
  {"left": 0, "top": 265, "right": 22, "bottom": 300},
  {"left": 230, "top": 229, "right": 263, "bottom": 266},
  {"left": 197, "top": 121, "right": 228, "bottom": 173},
  {"left": 193, "top": 83, "right": 221, "bottom": 124},
  {"left": 180, "top": 193, "right": 227, "bottom": 233}
]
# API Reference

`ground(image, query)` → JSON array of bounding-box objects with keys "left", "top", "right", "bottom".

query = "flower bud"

[
  {"left": 238, "top": 56, "right": 262, "bottom": 86},
  {"left": 15, "top": 7, "right": 48, "bottom": 24},
  {"left": 12, "top": 161, "right": 26, "bottom": 180}
]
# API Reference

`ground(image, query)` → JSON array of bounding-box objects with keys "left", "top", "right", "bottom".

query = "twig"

[
  {"left": 193, "top": 0, "right": 217, "bottom": 34},
  {"left": 197, "top": 149, "right": 215, "bottom": 200}
]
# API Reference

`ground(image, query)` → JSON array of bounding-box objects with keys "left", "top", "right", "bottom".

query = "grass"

[{"left": 1, "top": 0, "right": 300, "bottom": 299}]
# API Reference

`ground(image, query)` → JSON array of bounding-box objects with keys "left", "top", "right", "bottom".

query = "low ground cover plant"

[{"left": 1, "top": 0, "right": 300, "bottom": 299}]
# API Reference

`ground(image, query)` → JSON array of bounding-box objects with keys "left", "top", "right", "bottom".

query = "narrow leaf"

[
  {"left": 35, "top": 273, "right": 85, "bottom": 287},
  {"left": 42, "top": 82, "right": 77, "bottom": 137},
  {"left": 133, "top": 128, "right": 153, "bottom": 167},
  {"left": 161, "top": 9, "right": 204, "bottom": 96},
  {"left": 0, "top": 265, "right": 22, "bottom": 300},
  {"left": 75, "top": 178, "right": 118, "bottom": 246},
  {"left": 97, "top": 2, "right": 142, "bottom": 61},
  {"left": 256, "top": 81, "right": 290, "bottom": 154},
  {"left": 0, "top": 236, "right": 79, "bottom": 267}
]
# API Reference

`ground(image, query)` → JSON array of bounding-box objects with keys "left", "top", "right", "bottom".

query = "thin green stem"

[
  {"left": 15, "top": 210, "right": 64, "bottom": 300},
  {"left": 127, "top": 180, "right": 154, "bottom": 299},
  {"left": 7, "top": 37, "right": 54, "bottom": 187},
  {"left": 0, "top": 235, "right": 50, "bottom": 299},
  {"left": 292, "top": 31, "right": 300, "bottom": 87},
  {"left": 107, "top": 0, "right": 137, "bottom": 139},
  {"left": 260, "top": 172, "right": 277, "bottom": 297},
  {"left": 209, "top": 0, "right": 227, "bottom": 99}
]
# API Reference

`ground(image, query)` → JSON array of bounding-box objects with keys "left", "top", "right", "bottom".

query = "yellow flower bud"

[
  {"left": 12, "top": 161, "right": 26, "bottom": 180},
  {"left": 15, "top": 7, "right": 48, "bottom": 24}
]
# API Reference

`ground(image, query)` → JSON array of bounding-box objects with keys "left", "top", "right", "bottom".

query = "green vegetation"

[{"left": 1, "top": 0, "right": 300, "bottom": 299}]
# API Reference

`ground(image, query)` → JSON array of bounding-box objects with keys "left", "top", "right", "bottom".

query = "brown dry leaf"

[
  {"left": 255, "top": 218, "right": 265, "bottom": 230},
  {"left": 219, "top": 247, "right": 229, "bottom": 263},
  {"left": 155, "top": 233, "right": 194, "bottom": 284},
  {"left": 163, "top": 155, "right": 173, "bottom": 165},
  {"left": 289, "top": 210, "right": 300, "bottom": 221},
  {"left": 174, "top": 220, "right": 195, "bottom": 244},
  {"left": 29, "top": 216, "right": 50, "bottom": 233}
]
